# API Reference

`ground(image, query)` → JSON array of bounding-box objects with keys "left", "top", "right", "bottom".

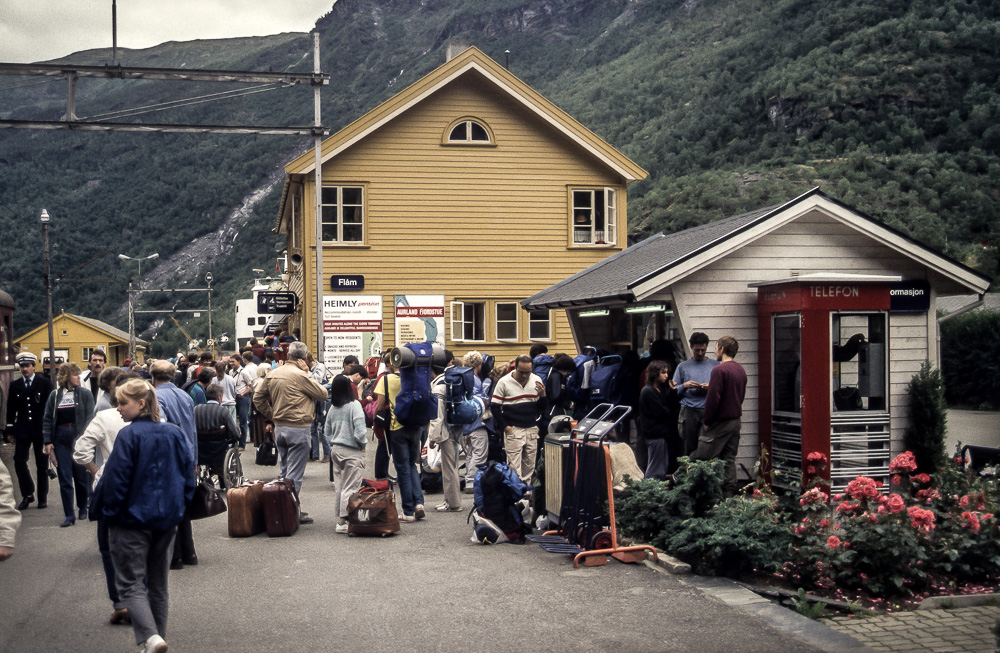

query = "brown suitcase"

[
  {"left": 262, "top": 478, "right": 300, "bottom": 537},
  {"left": 347, "top": 485, "right": 400, "bottom": 537},
  {"left": 227, "top": 481, "right": 265, "bottom": 537}
]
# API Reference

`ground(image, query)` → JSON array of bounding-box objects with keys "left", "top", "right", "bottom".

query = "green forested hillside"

[{"left": 1, "top": 0, "right": 998, "bottom": 355}]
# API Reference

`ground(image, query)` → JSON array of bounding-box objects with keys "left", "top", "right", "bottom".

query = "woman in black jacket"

[{"left": 638, "top": 360, "right": 678, "bottom": 480}]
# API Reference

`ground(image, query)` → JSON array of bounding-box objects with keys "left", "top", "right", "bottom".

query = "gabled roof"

[
  {"left": 523, "top": 188, "right": 993, "bottom": 309},
  {"left": 15, "top": 312, "right": 147, "bottom": 347},
  {"left": 276, "top": 46, "right": 648, "bottom": 231}
]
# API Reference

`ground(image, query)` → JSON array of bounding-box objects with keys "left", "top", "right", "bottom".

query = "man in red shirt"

[{"left": 691, "top": 335, "right": 747, "bottom": 498}]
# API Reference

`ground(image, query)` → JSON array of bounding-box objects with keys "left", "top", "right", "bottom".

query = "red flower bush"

[
  {"left": 912, "top": 473, "right": 931, "bottom": 485},
  {"left": 799, "top": 487, "right": 829, "bottom": 507},
  {"left": 826, "top": 535, "right": 841, "bottom": 549},
  {"left": 889, "top": 451, "right": 918, "bottom": 473},
  {"left": 907, "top": 506, "right": 936, "bottom": 532},
  {"left": 845, "top": 476, "right": 881, "bottom": 500},
  {"left": 887, "top": 494, "right": 906, "bottom": 513},
  {"left": 961, "top": 511, "right": 982, "bottom": 534}
]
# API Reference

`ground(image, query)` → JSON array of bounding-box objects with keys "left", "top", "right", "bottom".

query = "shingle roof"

[
  {"left": 70, "top": 313, "right": 148, "bottom": 346},
  {"left": 521, "top": 203, "right": 783, "bottom": 309},
  {"left": 937, "top": 293, "right": 1000, "bottom": 315}
]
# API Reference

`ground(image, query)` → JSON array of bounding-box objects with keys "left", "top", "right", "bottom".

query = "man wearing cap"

[{"left": 5, "top": 352, "right": 54, "bottom": 510}]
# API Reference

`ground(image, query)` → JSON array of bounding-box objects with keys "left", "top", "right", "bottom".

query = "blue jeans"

[
  {"left": 310, "top": 401, "right": 331, "bottom": 459},
  {"left": 53, "top": 425, "right": 89, "bottom": 518},
  {"left": 235, "top": 394, "right": 251, "bottom": 448},
  {"left": 388, "top": 425, "right": 424, "bottom": 516}
]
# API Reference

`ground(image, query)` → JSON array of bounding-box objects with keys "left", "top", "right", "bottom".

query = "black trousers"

[{"left": 13, "top": 432, "right": 48, "bottom": 501}]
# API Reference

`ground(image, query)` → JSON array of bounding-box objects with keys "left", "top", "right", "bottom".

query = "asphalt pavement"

[{"left": 0, "top": 439, "right": 848, "bottom": 653}]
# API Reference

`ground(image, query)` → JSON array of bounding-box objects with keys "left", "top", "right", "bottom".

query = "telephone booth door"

[{"left": 756, "top": 277, "right": 894, "bottom": 491}]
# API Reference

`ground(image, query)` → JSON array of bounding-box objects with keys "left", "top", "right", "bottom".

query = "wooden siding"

[
  {"left": 291, "top": 73, "right": 626, "bottom": 360},
  {"left": 665, "top": 210, "right": 933, "bottom": 473}
]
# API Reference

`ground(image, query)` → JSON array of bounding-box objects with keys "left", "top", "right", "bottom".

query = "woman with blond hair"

[
  {"left": 42, "top": 362, "right": 96, "bottom": 527},
  {"left": 92, "top": 378, "right": 195, "bottom": 653}
]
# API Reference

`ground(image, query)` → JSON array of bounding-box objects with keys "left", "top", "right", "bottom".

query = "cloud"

[{"left": 0, "top": 0, "right": 335, "bottom": 63}]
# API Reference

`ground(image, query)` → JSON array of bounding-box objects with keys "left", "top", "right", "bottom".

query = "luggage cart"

[{"left": 527, "top": 404, "right": 658, "bottom": 568}]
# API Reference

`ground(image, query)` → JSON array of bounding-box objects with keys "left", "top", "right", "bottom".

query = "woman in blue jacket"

[
  {"left": 92, "top": 378, "right": 195, "bottom": 653},
  {"left": 42, "top": 362, "right": 95, "bottom": 527}
]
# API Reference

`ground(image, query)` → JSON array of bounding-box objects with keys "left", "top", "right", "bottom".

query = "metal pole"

[
  {"left": 128, "top": 282, "right": 136, "bottom": 362},
  {"left": 112, "top": 0, "right": 118, "bottom": 65},
  {"left": 312, "top": 31, "right": 324, "bottom": 363},
  {"left": 207, "top": 276, "right": 213, "bottom": 358},
  {"left": 41, "top": 212, "right": 55, "bottom": 378}
]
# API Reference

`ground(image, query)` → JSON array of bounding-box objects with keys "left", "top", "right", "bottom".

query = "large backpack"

[
  {"left": 566, "top": 347, "right": 597, "bottom": 408},
  {"left": 364, "top": 356, "right": 380, "bottom": 379},
  {"left": 590, "top": 354, "right": 624, "bottom": 406},
  {"left": 531, "top": 354, "right": 555, "bottom": 384},
  {"left": 443, "top": 366, "right": 484, "bottom": 426},
  {"left": 472, "top": 461, "right": 532, "bottom": 543},
  {"left": 392, "top": 342, "right": 439, "bottom": 427}
]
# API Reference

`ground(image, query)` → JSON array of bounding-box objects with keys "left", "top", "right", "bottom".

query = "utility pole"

[
  {"left": 312, "top": 31, "right": 325, "bottom": 364},
  {"left": 40, "top": 210, "right": 55, "bottom": 377}
]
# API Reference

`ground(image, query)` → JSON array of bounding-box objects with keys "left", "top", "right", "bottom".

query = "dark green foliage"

[
  {"left": 616, "top": 458, "right": 791, "bottom": 576},
  {"left": 905, "top": 362, "right": 949, "bottom": 474},
  {"left": 940, "top": 309, "right": 1000, "bottom": 410},
  {"left": 3, "top": 0, "right": 1000, "bottom": 350}
]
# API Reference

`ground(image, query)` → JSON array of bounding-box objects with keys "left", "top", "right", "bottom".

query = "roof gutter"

[{"left": 937, "top": 294, "right": 985, "bottom": 324}]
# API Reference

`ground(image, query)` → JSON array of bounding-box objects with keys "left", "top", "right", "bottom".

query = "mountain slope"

[{"left": 1, "top": 0, "right": 997, "bottom": 355}]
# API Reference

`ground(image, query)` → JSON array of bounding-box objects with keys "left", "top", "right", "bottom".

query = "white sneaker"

[
  {"left": 335, "top": 522, "right": 349, "bottom": 534},
  {"left": 414, "top": 504, "right": 425, "bottom": 520},
  {"left": 144, "top": 634, "right": 168, "bottom": 653}
]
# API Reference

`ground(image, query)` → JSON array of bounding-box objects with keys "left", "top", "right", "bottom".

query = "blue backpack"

[
  {"left": 589, "top": 354, "right": 624, "bottom": 406},
  {"left": 532, "top": 354, "right": 555, "bottom": 384},
  {"left": 473, "top": 461, "right": 532, "bottom": 543},
  {"left": 444, "top": 366, "right": 484, "bottom": 426},
  {"left": 393, "top": 342, "right": 438, "bottom": 426},
  {"left": 566, "top": 348, "right": 597, "bottom": 407}
]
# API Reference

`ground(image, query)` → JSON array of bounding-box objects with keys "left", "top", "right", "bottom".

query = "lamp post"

[
  {"left": 119, "top": 252, "right": 159, "bottom": 363},
  {"left": 40, "top": 209, "right": 55, "bottom": 377}
]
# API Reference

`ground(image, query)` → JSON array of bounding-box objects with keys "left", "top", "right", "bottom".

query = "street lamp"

[
  {"left": 40, "top": 209, "right": 55, "bottom": 377},
  {"left": 120, "top": 252, "right": 159, "bottom": 363}
]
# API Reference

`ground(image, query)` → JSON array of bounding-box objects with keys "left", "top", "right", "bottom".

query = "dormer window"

[{"left": 445, "top": 118, "right": 493, "bottom": 145}]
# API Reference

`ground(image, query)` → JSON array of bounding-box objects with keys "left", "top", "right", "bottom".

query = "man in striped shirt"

[{"left": 491, "top": 355, "right": 547, "bottom": 483}]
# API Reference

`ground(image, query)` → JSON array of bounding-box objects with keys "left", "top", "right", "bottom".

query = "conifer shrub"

[{"left": 905, "top": 362, "right": 948, "bottom": 474}]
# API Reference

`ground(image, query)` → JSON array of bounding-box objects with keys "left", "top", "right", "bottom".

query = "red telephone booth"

[{"left": 755, "top": 275, "right": 898, "bottom": 491}]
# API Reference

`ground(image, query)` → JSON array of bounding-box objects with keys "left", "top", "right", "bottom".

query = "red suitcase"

[
  {"left": 227, "top": 481, "right": 265, "bottom": 537},
  {"left": 262, "top": 478, "right": 300, "bottom": 537}
]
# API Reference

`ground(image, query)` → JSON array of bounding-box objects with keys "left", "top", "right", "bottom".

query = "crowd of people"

[{"left": 1, "top": 329, "right": 746, "bottom": 652}]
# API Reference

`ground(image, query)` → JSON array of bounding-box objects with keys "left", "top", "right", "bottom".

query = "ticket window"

[{"left": 832, "top": 312, "right": 887, "bottom": 412}]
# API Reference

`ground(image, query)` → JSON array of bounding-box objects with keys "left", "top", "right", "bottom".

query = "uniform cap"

[{"left": 16, "top": 352, "right": 37, "bottom": 365}]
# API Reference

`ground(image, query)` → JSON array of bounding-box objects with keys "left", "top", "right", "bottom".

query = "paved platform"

[{"left": 823, "top": 605, "right": 1000, "bottom": 653}]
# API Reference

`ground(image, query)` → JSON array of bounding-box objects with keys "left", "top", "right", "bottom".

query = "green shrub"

[
  {"left": 940, "top": 309, "right": 1000, "bottom": 410},
  {"left": 905, "top": 362, "right": 948, "bottom": 474}
]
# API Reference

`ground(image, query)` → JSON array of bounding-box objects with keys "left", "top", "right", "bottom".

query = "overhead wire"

[
  {"left": 81, "top": 82, "right": 290, "bottom": 121},
  {"left": 0, "top": 76, "right": 61, "bottom": 91}
]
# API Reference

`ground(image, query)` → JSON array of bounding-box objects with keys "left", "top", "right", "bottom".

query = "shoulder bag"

[
  {"left": 255, "top": 424, "right": 279, "bottom": 466},
  {"left": 190, "top": 478, "right": 228, "bottom": 520}
]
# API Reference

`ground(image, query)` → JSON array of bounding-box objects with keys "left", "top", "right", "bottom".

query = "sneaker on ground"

[
  {"left": 143, "top": 633, "right": 168, "bottom": 653},
  {"left": 414, "top": 504, "right": 425, "bottom": 520},
  {"left": 335, "top": 522, "right": 349, "bottom": 534},
  {"left": 399, "top": 514, "right": 416, "bottom": 523},
  {"left": 299, "top": 514, "right": 314, "bottom": 525},
  {"left": 436, "top": 503, "right": 462, "bottom": 512}
]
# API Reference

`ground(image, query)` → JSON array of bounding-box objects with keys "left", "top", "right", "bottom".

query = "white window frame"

[
  {"left": 527, "top": 309, "right": 552, "bottom": 341},
  {"left": 320, "top": 185, "right": 365, "bottom": 244},
  {"left": 495, "top": 302, "right": 520, "bottom": 341},
  {"left": 571, "top": 187, "right": 617, "bottom": 246},
  {"left": 450, "top": 301, "right": 485, "bottom": 342},
  {"left": 82, "top": 347, "right": 94, "bottom": 362},
  {"left": 446, "top": 118, "right": 492, "bottom": 144}
]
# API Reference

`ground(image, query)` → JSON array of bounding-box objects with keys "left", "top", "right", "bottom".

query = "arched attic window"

[{"left": 444, "top": 117, "right": 494, "bottom": 145}]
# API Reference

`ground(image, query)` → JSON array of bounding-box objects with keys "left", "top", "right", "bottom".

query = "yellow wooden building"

[
  {"left": 15, "top": 312, "right": 147, "bottom": 371},
  {"left": 276, "top": 45, "right": 647, "bottom": 363}
]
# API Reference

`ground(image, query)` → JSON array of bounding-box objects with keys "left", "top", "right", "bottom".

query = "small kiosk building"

[{"left": 522, "top": 189, "right": 991, "bottom": 489}]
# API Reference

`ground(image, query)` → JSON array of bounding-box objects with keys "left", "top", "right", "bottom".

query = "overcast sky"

[{"left": 0, "top": 1, "right": 337, "bottom": 63}]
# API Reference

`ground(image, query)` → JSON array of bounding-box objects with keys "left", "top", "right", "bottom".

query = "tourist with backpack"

[
  {"left": 491, "top": 355, "right": 547, "bottom": 483},
  {"left": 460, "top": 351, "right": 493, "bottom": 494},
  {"left": 373, "top": 343, "right": 444, "bottom": 522},
  {"left": 428, "top": 351, "right": 464, "bottom": 512}
]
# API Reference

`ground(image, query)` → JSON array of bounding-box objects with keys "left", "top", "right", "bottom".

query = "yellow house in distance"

[
  {"left": 15, "top": 312, "right": 147, "bottom": 371},
  {"left": 276, "top": 45, "right": 647, "bottom": 363}
]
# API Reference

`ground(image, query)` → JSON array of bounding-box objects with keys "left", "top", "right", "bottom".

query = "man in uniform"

[{"left": 5, "top": 352, "right": 53, "bottom": 510}]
